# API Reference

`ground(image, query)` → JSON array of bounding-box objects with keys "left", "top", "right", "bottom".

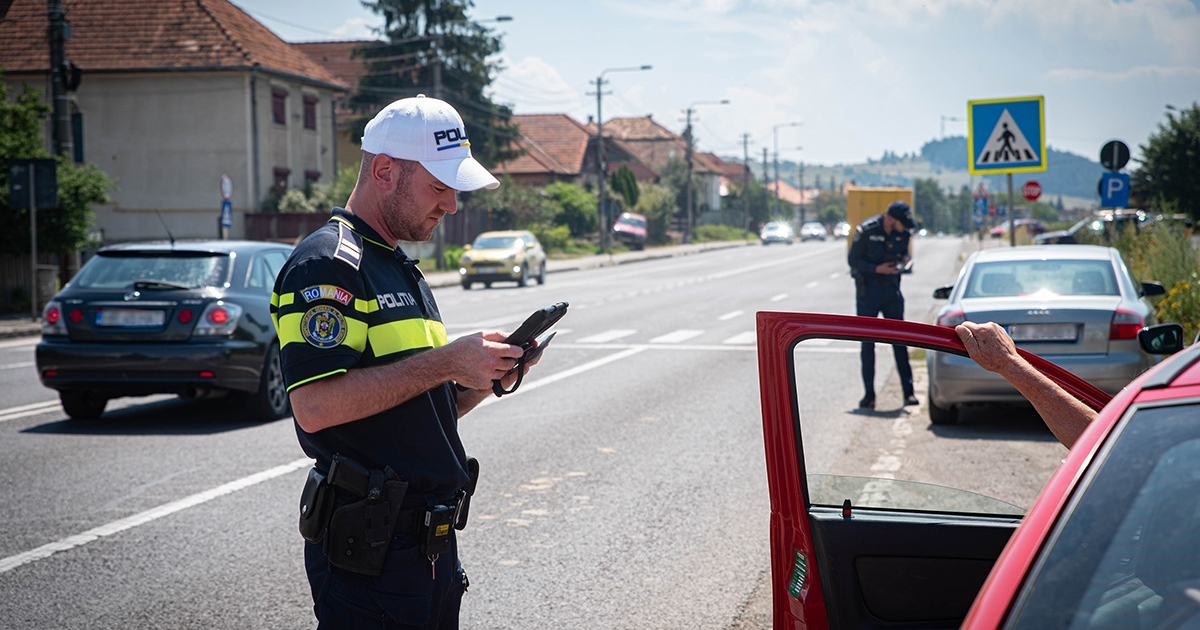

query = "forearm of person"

[
  {"left": 289, "top": 348, "right": 457, "bottom": 433},
  {"left": 996, "top": 360, "right": 1095, "bottom": 448}
]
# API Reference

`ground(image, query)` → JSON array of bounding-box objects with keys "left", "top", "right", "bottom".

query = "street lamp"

[
  {"left": 593, "top": 65, "right": 652, "bottom": 252},
  {"left": 683, "top": 98, "right": 730, "bottom": 243},
  {"left": 772, "top": 121, "right": 803, "bottom": 216}
]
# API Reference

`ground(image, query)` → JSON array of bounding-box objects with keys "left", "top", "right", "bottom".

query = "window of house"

[
  {"left": 272, "top": 88, "right": 288, "bottom": 125},
  {"left": 303, "top": 95, "right": 318, "bottom": 130},
  {"left": 273, "top": 167, "right": 291, "bottom": 196}
]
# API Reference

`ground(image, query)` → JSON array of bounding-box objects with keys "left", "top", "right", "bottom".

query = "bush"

[
  {"left": 442, "top": 245, "right": 464, "bottom": 271},
  {"left": 1110, "top": 224, "right": 1200, "bottom": 342},
  {"left": 692, "top": 223, "right": 754, "bottom": 243}
]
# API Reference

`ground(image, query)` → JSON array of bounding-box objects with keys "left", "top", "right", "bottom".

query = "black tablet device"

[{"left": 504, "top": 302, "right": 568, "bottom": 349}]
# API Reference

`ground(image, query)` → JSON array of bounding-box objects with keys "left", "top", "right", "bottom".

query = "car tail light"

[
  {"left": 193, "top": 301, "right": 243, "bottom": 337},
  {"left": 178, "top": 309, "right": 194, "bottom": 324},
  {"left": 1110, "top": 309, "right": 1144, "bottom": 340},
  {"left": 937, "top": 310, "right": 966, "bottom": 327},
  {"left": 69, "top": 308, "right": 84, "bottom": 323},
  {"left": 41, "top": 301, "right": 67, "bottom": 336}
]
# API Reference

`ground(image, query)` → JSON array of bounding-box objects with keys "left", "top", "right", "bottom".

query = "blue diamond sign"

[{"left": 967, "top": 96, "right": 1046, "bottom": 175}]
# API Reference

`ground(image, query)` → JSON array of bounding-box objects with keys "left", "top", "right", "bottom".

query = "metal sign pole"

[{"left": 1007, "top": 173, "right": 1015, "bottom": 248}]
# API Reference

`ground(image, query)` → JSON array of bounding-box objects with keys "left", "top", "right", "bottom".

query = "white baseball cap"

[{"left": 361, "top": 94, "right": 500, "bottom": 191}]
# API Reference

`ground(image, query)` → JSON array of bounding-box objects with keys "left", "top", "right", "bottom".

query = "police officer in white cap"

[
  {"left": 848, "top": 200, "right": 918, "bottom": 410},
  {"left": 272, "top": 95, "right": 539, "bottom": 629}
]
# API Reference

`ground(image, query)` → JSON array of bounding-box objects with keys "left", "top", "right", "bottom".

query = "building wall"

[{"left": 4, "top": 70, "right": 341, "bottom": 243}]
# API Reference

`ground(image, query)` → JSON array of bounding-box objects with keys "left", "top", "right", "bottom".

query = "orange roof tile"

[
  {"left": 495, "top": 113, "right": 593, "bottom": 176},
  {"left": 0, "top": 0, "right": 346, "bottom": 89}
]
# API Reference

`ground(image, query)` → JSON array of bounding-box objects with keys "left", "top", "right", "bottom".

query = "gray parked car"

[{"left": 926, "top": 245, "right": 1164, "bottom": 424}]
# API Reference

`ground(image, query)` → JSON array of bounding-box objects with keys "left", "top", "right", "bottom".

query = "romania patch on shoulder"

[{"left": 300, "top": 305, "right": 347, "bottom": 348}]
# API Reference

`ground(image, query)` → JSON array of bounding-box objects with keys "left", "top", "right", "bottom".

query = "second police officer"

[{"left": 847, "top": 200, "right": 918, "bottom": 410}]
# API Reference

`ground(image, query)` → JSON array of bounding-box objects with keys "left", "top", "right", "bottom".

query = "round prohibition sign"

[{"left": 1022, "top": 180, "right": 1042, "bottom": 202}]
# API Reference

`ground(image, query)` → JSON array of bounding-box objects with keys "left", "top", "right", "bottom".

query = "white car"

[
  {"left": 927, "top": 245, "right": 1165, "bottom": 424},
  {"left": 760, "top": 221, "right": 794, "bottom": 245},
  {"left": 799, "top": 222, "right": 828, "bottom": 241}
]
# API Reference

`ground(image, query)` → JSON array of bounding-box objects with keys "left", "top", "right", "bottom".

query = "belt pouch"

[
  {"left": 299, "top": 467, "right": 333, "bottom": 543},
  {"left": 324, "top": 473, "right": 408, "bottom": 576}
]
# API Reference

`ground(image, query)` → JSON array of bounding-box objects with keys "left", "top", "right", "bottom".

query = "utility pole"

[
  {"left": 48, "top": 0, "right": 72, "bottom": 158},
  {"left": 741, "top": 133, "right": 751, "bottom": 231},
  {"left": 772, "top": 121, "right": 802, "bottom": 217},
  {"left": 798, "top": 160, "right": 806, "bottom": 226},
  {"left": 761, "top": 147, "right": 769, "bottom": 212},
  {"left": 682, "top": 99, "right": 729, "bottom": 243},
  {"left": 592, "top": 65, "right": 651, "bottom": 252}
]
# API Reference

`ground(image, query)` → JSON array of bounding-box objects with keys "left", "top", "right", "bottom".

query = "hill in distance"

[{"left": 739, "top": 136, "right": 1106, "bottom": 210}]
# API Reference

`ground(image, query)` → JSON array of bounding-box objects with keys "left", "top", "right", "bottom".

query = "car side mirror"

[
  {"left": 1138, "top": 323, "right": 1185, "bottom": 355},
  {"left": 526, "top": 242, "right": 535, "bottom": 250},
  {"left": 463, "top": 244, "right": 473, "bottom": 251},
  {"left": 932, "top": 286, "right": 953, "bottom": 299},
  {"left": 1140, "top": 282, "right": 1165, "bottom": 297}
]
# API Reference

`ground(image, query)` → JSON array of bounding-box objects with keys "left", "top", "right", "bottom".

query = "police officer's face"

[
  {"left": 885, "top": 214, "right": 904, "bottom": 233},
  {"left": 381, "top": 159, "right": 457, "bottom": 242}
]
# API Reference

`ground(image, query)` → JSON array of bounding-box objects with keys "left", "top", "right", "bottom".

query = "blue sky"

[{"left": 232, "top": 0, "right": 1199, "bottom": 167}]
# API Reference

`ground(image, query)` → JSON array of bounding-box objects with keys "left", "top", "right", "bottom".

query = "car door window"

[
  {"left": 1005, "top": 402, "right": 1200, "bottom": 630},
  {"left": 248, "top": 250, "right": 289, "bottom": 290}
]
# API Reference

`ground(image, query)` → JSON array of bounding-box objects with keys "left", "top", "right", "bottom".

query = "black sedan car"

[{"left": 36, "top": 240, "right": 293, "bottom": 420}]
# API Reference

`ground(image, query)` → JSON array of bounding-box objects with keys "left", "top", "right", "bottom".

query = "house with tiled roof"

[
  {"left": 493, "top": 113, "right": 653, "bottom": 189},
  {"left": 0, "top": 0, "right": 348, "bottom": 242},
  {"left": 601, "top": 115, "right": 747, "bottom": 224}
]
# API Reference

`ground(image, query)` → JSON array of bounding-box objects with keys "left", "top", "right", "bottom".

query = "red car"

[{"left": 758, "top": 312, "right": 1198, "bottom": 629}]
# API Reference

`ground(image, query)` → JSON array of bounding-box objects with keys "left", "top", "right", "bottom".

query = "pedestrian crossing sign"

[{"left": 967, "top": 95, "right": 1046, "bottom": 175}]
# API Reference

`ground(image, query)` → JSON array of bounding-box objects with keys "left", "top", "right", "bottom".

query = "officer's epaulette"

[{"left": 333, "top": 222, "right": 363, "bottom": 270}]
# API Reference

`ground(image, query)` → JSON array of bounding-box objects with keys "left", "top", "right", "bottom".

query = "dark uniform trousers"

[
  {"left": 856, "top": 277, "right": 915, "bottom": 399},
  {"left": 305, "top": 532, "right": 465, "bottom": 630}
]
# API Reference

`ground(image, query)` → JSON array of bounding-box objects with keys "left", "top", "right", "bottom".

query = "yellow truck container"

[{"left": 844, "top": 186, "right": 914, "bottom": 251}]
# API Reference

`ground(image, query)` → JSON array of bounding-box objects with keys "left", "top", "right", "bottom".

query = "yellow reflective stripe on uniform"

[
  {"left": 367, "top": 318, "right": 448, "bottom": 356},
  {"left": 287, "top": 368, "right": 349, "bottom": 392},
  {"left": 276, "top": 311, "right": 370, "bottom": 351}
]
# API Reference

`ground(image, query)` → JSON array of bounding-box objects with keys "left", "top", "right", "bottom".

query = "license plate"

[
  {"left": 1007, "top": 323, "right": 1078, "bottom": 341},
  {"left": 474, "top": 265, "right": 498, "bottom": 274},
  {"left": 96, "top": 308, "right": 165, "bottom": 327}
]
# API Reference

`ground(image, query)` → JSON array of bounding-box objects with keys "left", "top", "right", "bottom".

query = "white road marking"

[
  {"left": 0, "top": 361, "right": 34, "bottom": 371},
  {"left": 649, "top": 330, "right": 704, "bottom": 344},
  {"left": 717, "top": 310, "right": 743, "bottom": 321},
  {"left": 769, "top": 294, "right": 788, "bottom": 302},
  {"left": 722, "top": 331, "right": 757, "bottom": 345},
  {"left": 475, "top": 346, "right": 649, "bottom": 409},
  {"left": 0, "top": 400, "right": 63, "bottom": 423},
  {"left": 805, "top": 281, "right": 819, "bottom": 289},
  {"left": 0, "top": 458, "right": 312, "bottom": 575},
  {"left": 576, "top": 329, "right": 637, "bottom": 343}
]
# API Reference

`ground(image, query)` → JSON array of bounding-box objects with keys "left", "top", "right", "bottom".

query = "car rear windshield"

[
  {"left": 73, "top": 252, "right": 232, "bottom": 289},
  {"left": 963, "top": 260, "right": 1118, "bottom": 298},
  {"left": 474, "top": 236, "right": 522, "bottom": 249}
]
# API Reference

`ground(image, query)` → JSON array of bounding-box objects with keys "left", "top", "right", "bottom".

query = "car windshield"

[
  {"left": 474, "top": 236, "right": 522, "bottom": 249},
  {"left": 963, "top": 259, "right": 1118, "bottom": 298},
  {"left": 1005, "top": 402, "right": 1200, "bottom": 629},
  {"left": 617, "top": 216, "right": 646, "bottom": 229},
  {"left": 72, "top": 252, "right": 231, "bottom": 289}
]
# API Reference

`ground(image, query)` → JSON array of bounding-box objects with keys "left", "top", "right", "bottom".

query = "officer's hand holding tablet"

[{"left": 492, "top": 302, "right": 568, "bottom": 397}]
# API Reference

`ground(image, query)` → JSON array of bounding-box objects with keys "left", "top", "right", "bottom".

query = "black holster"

[{"left": 300, "top": 454, "right": 409, "bottom": 577}]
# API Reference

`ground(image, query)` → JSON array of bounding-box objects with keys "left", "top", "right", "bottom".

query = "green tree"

[
  {"left": 1131, "top": 102, "right": 1200, "bottom": 221},
  {"left": 460, "top": 174, "right": 556, "bottom": 229},
  {"left": 633, "top": 183, "right": 676, "bottom": 245},
  {"left": 914, "top": 178, "right": 948, "bottom": 233},
  {"left": 809, "top": 189, "right": 847, "bottom": 227},
  {"left": 1, "top": 77, "right": 111, "bottom": 263},
  {"left": 355, "top": 0, "right": 522, "bottom": 168},
  {"left": 544, "top": 181, "right": 596, "bottom": 237},
  {"left": 610, "top": 165, "right": 639, "bottom": 209}
]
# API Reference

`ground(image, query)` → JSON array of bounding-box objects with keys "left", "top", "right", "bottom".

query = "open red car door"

[{"left": 757, "top": 312, "right": 1110, "bottom": 630}]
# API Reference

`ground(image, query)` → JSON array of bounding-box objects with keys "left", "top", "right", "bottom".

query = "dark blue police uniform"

[
  {"left": 271, "top": 208, "right": 469, "bottom": 629},
  {"left": 847, "top": 205, "right": 915, "bottom": 408}
]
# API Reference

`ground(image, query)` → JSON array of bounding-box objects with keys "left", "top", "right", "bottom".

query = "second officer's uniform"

[{"left": 847, "top": 200, "right": 917, "bottom": 409}]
